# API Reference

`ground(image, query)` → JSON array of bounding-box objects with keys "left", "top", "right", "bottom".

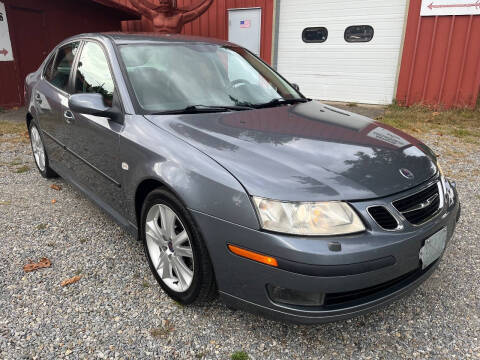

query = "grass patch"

[
  {"left": 36, "top": 223, "right": 48, "bottom": 230},
  {"left": 346, "top": 102, "right": 358, "bottom": 107},
  {"left": 0, "top": 121, "right": 26, "bottom": 136},
  {"left": 150, "top": 320, "right": 174, "bottom": 338},
  {"left": 377, "top": 104, "right": 480, "bottom": 143},
  {"left": 142, "top": 280, "right": 150, "bottom": 288},
  {"left": 0, "top": 121, "right": 28, "bottom": 144},
  {"left": 9, "top": 158, "right": 22, "bottom": 166},
  {"left": 15, "top": 165, "right": 29, "bottom": 173},
  {"left": 231, "top": 351, "right": 249, "bottom": 360}
]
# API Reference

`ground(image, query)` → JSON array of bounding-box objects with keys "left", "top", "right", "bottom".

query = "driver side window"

[{"left": 75, "top": 42, "right": 115, "bottom": 106}]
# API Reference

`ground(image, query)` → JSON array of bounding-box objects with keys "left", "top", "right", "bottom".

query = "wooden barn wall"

[
  {"left": 396, "top": 0, "right": 480, "bottom": 109},
  {"left": 0, "top": 0, "right": 128, "bottom": 107}
]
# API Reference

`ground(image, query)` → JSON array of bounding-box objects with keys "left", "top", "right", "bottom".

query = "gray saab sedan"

[{"left": 25, "top": 33, "right": 460, "bottom": 323}]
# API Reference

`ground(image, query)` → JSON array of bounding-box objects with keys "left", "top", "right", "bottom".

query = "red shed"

[{"left": 0, "top": 0, "right": 139, "bottom": 108}]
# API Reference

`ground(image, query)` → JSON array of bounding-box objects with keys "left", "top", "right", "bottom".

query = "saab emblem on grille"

[{"left": 399, "top": 168, "right": 414, "bottom": 180}]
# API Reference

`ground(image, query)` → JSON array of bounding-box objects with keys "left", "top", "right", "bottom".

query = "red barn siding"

[
  {"left": 0, "top": 0, "right": 138, "bottom": 107},
  {"left": 117, "top": 0, "right": 275, "bottom": 63},
  {"left": 396, "top": 0, "right": 480, "bottom": 109}
]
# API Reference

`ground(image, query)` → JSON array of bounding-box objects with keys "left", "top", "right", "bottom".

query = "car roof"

[{"left": 62, "top": 32, "right": 236, "bottom": 47}]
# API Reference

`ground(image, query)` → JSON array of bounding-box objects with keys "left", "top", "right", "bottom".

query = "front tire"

[
  {"left": 28, "top": 121, "right": 57, "bottom": 178},
  {"left": 141, "top": 188, "right": 217, "bottom": 305}
]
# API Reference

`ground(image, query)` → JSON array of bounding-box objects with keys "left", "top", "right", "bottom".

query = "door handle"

[{"left": 64, "top": 110, "right": 75, "bottom": 124}]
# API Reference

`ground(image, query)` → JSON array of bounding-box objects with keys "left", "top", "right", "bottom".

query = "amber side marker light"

[{"left": 228, "top": 244, "right": 278, "bottom": 267}]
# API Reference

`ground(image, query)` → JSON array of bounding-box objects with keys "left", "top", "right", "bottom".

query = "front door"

[
  {"left": 228, "top": 8, "right": 262, "bottom": 56},
  {"left": 67, "top": 40, "right": 124, "bottom": 212}
]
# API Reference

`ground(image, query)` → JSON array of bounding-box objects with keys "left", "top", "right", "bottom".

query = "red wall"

[
  {"left": 0, "top": 0, "right": 134, "bottom": 108},
  {"left": 117, "top": 0, "right": 275, "bottom": 63},
  {"left": 396, "top": 0, "right": 480, "bottom": 109}
]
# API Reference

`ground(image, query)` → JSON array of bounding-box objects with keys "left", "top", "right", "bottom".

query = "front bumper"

[{"left": 192, "top": 178, "right": 460, "bottom": 323}]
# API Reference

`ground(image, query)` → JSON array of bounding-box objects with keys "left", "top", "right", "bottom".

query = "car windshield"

[{"left": 119, "top": 43, "right": 303, "bottom": 113}]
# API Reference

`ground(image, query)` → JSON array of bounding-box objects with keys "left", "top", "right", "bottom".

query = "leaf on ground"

[
  {"left": 432, "top": 112, "right": 440, "bottom": 117},
  {"left": 51, "top": 199, "right": 57, "bottom": 204},
  {"left": 61, "top": 275, "right": 82, "bottom": 287},
  {"left": 23, "top": 257, "right": 51, "bottom": 272},
  {"left": 50, "top": 184, "right": 62, "bottom": 191}
]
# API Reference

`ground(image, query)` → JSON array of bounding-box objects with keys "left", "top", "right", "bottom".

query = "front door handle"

[{"left": 64, "top": 110, "right": 75, "bottom": 124}]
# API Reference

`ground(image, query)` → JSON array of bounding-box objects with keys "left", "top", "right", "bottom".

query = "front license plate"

[{"left": 419, "top": 227, "right": 448, "bottom": 269}]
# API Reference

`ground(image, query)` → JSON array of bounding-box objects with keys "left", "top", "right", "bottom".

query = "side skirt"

[{"left": 50, "top": 159, "right": 138, "bottom": 239}]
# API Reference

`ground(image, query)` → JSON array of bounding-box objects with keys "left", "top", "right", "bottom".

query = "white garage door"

[{"left": 276, "top": 0, "right": 408, "bottom": 105}]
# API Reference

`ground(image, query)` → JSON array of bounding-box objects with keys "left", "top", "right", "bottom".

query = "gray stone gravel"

[{"left": 0, "top": 114, "right": 479, "bottom": 360}]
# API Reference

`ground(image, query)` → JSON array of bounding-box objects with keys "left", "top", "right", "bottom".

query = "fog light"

[{"left": 267, "top": 284, "right": 325, "bottom": 307}]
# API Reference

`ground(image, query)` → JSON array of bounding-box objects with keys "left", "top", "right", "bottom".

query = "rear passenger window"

[
  {"left": 47, "top": 42, "right": 80, "bottom": 92},
  {"left": 43, "top": 52, "right": 57, "bottom": 81},
  {"left": 302, "top": 27, "right": 328, "bottom": 43},
  {"left": 345, "top": 25, "right": 374, "bottom": 43}
]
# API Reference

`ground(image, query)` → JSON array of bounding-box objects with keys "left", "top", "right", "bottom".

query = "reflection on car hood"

[{"left": 145, "top": 101, "right": 437, "bottom": 201}]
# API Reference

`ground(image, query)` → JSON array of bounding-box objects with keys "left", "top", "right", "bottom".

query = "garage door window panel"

[
  {"left": 47, "top": 42, "right": 80, "bottom": 92},
  {"left": 345, "top": 25, "right": 374, "bottom": 43},
  {"left": 302, "top": 27, "right": 328, "bottom": 43}
]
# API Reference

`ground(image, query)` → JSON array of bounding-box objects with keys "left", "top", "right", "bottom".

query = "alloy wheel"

[
  {"left": 30, "top": 125, "right": 46, "bottom": 172},
  {"left": 145, "top": 204, "right": 194, "bottom": 292}
]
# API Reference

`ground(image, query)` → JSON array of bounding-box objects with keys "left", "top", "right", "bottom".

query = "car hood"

[{"left": 145, "top": 101, "right": 437, "bottom": 201}]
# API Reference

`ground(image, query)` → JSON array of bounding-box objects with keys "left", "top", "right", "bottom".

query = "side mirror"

[
  {"left": 68, "top": 93, "right": 119, "bottom": 120},
  {"left": 291, "top": 83, "right": 300, "bottom": 92}
]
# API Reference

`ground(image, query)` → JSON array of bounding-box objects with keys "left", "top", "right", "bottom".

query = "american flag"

[{"left": 240, "top": 20, "right": 251, "bottom": 28}]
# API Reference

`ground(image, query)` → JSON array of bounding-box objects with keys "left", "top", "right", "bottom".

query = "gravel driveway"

[{"left": 0, "top": 110, "right": 479, "bottom": 359}]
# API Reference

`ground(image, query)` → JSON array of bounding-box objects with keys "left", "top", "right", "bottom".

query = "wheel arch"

[
  {"left": 26, "top": 112, "right": 34, "bottom": 129},
  {"left": 134, "top": 177, "right": 192, "bottom": 236}
]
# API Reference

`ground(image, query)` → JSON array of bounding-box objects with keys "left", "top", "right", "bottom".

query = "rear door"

[
  {"left": 66, "top": 40, "right": 124, "bottom": 211},
  {"left": 34, "top": 42, "right": 80, "bottom": 168}
]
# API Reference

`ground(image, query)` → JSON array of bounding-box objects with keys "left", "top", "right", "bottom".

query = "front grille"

[
  {"left": 367, "top": 206, "right": 398, "bottom": 230},
  {"left": 393, "top": 182, "right": 441, "bottom": 225}
]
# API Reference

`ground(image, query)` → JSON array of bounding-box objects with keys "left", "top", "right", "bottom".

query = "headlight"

[{"left": 252, "top": 197, "right": 365, "bottom": 236}]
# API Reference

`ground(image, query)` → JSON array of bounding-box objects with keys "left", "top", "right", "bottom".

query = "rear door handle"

[{"left": 64, "top": 110, "right": 75, "bottom": 124}]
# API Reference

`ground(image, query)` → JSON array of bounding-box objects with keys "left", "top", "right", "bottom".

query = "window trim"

[
  {"left": 344, "top": 25, "right": 374, "bottom": 43},
  {"left": 302, "top": 27, "right": 328, "bottom": 43}
]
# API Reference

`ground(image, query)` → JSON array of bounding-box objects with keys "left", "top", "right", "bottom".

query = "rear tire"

[
  {"left": 28, "top": 121, "right": 57, "bottom": 179},
  {"left": 141, "top": 188, "right": 217, "bottom": 305}
]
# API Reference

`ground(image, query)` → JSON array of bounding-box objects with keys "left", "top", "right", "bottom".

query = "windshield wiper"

[
  {"left": 150, "top": 104, "right": 253, "bottom": 115},
  {"left": 252, "top": 98, "right": 310, "bottom": 109}
]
